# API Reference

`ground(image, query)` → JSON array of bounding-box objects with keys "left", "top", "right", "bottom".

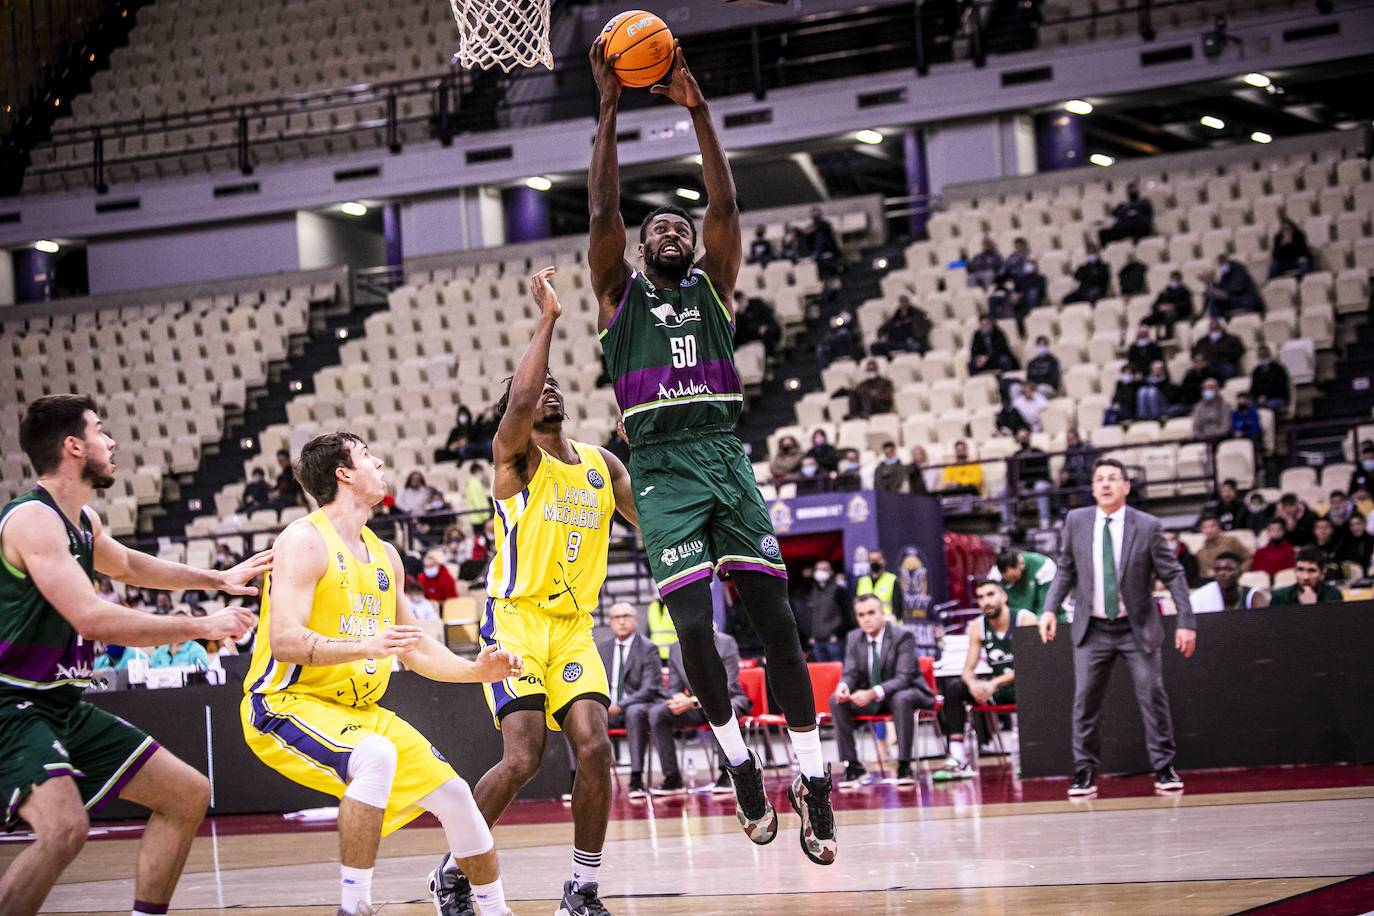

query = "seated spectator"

[
  {"left": 796, "top": 560, "right": 853, "bottom": 662},
  {"left": 780, "top": 223, "right": 802, "bottom": 261},
  {"left": 1126, "top": 326, "right": 1165, "bottom": 374},
  {"left": 1136, "top": 360, "right": 1175, "bottom": 421},
  {"left": 1310, "top": 517, "right": 1345, "bottom": 583},
  {"left": 746, "top": 224, "right": 776, "bottom": 266},
  {"left": 847, "top": 359, "right": 895, "bottom": 419},
  {"left": 941, "top": 440, "right": 984, "bottom": 495},
  {"left": 1118, "top": 253, "right": 1148, "bottom": 296},
  {"left": 1162, "top": 529, "right": 1204, "bottom": 589},
  {"left": 874, "top": 441, "right": 906, "bottom": 493},
  {"left": 1275, "top": 492, "right": 1316, "bottom": 546},
  {"left": 151, "top": 614, "right": 212, "bottom": 670},
  {"left": 733, "top": 290, "right": 782, "bottom": 358},
  {"left": 1230, "top": 393, "right": 1263, "bottom": 448},
  {"left": 989, "top": 255, "right": 1045, "bottom": 334},
  {"left": 598, "top": 602, "right": 664, "bottom": 798},
  {"left": 435, "top": 405, "right": 479, "bottom": 463},
  {"left": 1250, "top": 344, "right": 1290, "bottom": 412},
  {"left": 999, "top": 236, "right": 1032, "bottom": 279},
  {"left": 1354, "top": 486, "right": 1374, "bottom": 521},
  {"left": 1105, "top": 368, "right": 1142, "bottom": 426},
  {"left": 1243, "top": 490, "right": 1272, "bottom": 535},
  {"left": 1025, "top": 336, "right": 1061, "bottom": 394},
  {"left": 1192, "top": 379, "right": 1232, "bottom": 441},
  {"left": 465, "top": 463, "right": 493, "bottom": 527},
  {"left": 1202, "top": 254, "right": 1264, "bottom": 317},
  {"left": 995, "top": 395, "right": 1031, "bottom": 437},
  {"left": 1056, "top": 429, "right": 1096, "bottom": 512},
  {"left": 871, "top": 294, "right": 932, "bottom": 357},
  {"left": 1268, "top": 217, "right": 1312, "bottom": 278},
  {"left": 1177, "top": 352, "right": 1218, "bottom": 409},
  {"left": 1190, "top": 551, "right": 1269, "bottom": 612},
  {"left": 650, "top": 627, "right": 752, "bottom": 795},
  {"left": 417, "top": 552, "right": 458, "bottom": 603},
  {"left": 1269, "top": 547, "right": 1344, "bottom": 605},
  {"left": 834, "top": 448, "right": 862, "bottom": 492},
  {"left": 1348, "top": 442, "right": 1374, "bottom": 495},
  {"left": 1063, "top": 243, "right": 1110, "bottom": 304},
  {"left": 1140, "top": 270, "right": 1194, "bottom": 339},
  {"left": 1253, "top": 518, "right": 1297, "bottom": 578},
  {"left": 832, "top": 594, "right": 933, "bottom": 787},
  {"left": 1011, "top": 382, "right": 1048, "bottom": 430},
  {"left": 1097, "top": 180, "right": 1154, "bottom": 246},
  {"left": 770, "top": 435, "right": 803, "bottom": 481},
  {"left": 1196, "top": 513, "right": 1252, "bottom": 578},
  {"left": 1204, "top": 479, "right": 1246, "bottom": 530},
  {"left": 967, "top": 237, "right": 1003, "bottom": 289},
  {"left": 270, "top": 448, "right": 304, "bottom": 509},
  {"left": 240, "top": 467, "right": 273, "bottom": 511},
  {"left": 94, "top": 575, "right": 119, "bottom": 604},
  {"left": 805, "top": 429, "right": 839, "bottom": 472},
  {"left": 1339, "top": 513, "right": 1374, "bottom": 569},
  {"left": 907, "top": 445, "right": 932, "bottom": 495},
  {"left": 1325, "top": 490, "right": 1355, "bottom": 533},
  {"left": 95, "top": 643, "right": 151, "bottom": 671},
  {"left": 805, "top": 206, "right": 842, "bottom": 265},
  {"left": 1193, "top": 318, "right": 1245, "bottom": 381},
  {"left": 404, "top": 576, "right": 440, "bottom": 621},
  {"left": 933, "top": 579, "right": 1036, "bottom": 781},
  {"left": 1000, "top": 429, "right": 1052, "bottom": 531},
  {"left": 795, "top": 455, "right": 832, "bottom": 495},
  {"left": 815, "top": 308, "right": 861, "bottom": 369},
  {"left": 152, "top": 592, "right": 175, "bottom": 615},
  {"left": 968, "top": 314, "right": 1018, "bottom": 375},
  {"left": 395, "top": 471, "right": 438, "bottom": 516}
]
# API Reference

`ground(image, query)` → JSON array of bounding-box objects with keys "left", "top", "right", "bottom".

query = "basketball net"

[{"left": 449, "top": 0, "right": 554, "bottom": 71}]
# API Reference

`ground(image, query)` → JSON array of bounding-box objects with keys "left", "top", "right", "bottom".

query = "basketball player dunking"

[
  {"left": 588, "top": 41, "right": 837, "bottom": 865},
  {"left": 240, "top": 432, "right": 522, "bottom": 916},
  {"left": 430, "top": 268, "right": 638, "bottom": 916}
]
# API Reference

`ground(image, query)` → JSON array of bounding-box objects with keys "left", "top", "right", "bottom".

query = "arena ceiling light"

[
  {"left": 1251, "top": 131, "right": 1273, "bottom": 144},
  {"left": 339, "top": 202, "right": 368, "bottom": 216},
  {"left": 1243, "top": 72, "right": 1271, "bottom": 88},
  {"left": 855, "top": 129, "right": 884, "bottom": 145},
  {"left": 675, "top": 187, "right": 701, "bottom": 201},
  {"left": 1064, "top": 99, "right": 1094, "bottom": 115},
  {"left": 1200, "top": 115, "right": 1226, "bottom": 130},
  {"left": 34, "top": 239, "right": 60, "bottom": 253},
  {"left": 1089, "top": 153, "right": 1115, "bottom": 167},
  {"left": 524, "top": 176, "right": 553, "bottom": 191}
]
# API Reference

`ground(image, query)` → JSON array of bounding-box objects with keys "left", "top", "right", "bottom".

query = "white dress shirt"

[
  {"left": 609, "top": 636, "right": 634, "bottom": 702},
  {"left": 1091, "top": 506, "right": 1127, "bottom": 619}
]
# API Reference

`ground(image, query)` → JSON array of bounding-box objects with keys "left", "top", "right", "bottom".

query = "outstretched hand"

[
  {"left": 589, "top": 36, "right": 622, "bottom": 105},
  {"left": 472, "top": 644, "right": 524, "bottom": 682},
  {"left": 650, "top": 45, "right": 704, "bottom": 109},
  {"left": 218, "top": 549, "right": 272, "bottom": 596},
  {"left": 529, "top": 266, "right": 561, "bottom": 320}
]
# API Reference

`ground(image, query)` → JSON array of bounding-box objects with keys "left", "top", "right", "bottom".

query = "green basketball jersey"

[
  {"left": 980, "top": 613, "right": 1017, "bottom": 678},
  {"left": 0, "top": 487, "right": 97, "bottom": 704},
  {"left": 599, "top": 268, "right": 743, "bottom": 444}
]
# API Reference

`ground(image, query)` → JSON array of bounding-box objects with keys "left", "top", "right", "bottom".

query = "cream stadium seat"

[{"left": 1216, "top": 439, "right": 1256, "bottom": 490}]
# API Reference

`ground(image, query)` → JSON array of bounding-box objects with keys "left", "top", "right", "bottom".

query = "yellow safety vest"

[
  {"left": 857, "top": 572, "right": 899, "bottom": 620},
  {"left": 646, "top": 599, "right": 678, "bottom": 660}
]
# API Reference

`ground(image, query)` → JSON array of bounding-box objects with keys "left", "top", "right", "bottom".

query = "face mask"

[
  {"left": 458, "top": 412, "right": 469, "bottom": 422},
  {"left": 883, "top": 456, "right": 899, "bottom": 465},
  {"left": 1220, "top": 264, "right": 1231, "bottom": 274},
  {"left": 870, "top": 563, "right": 884, "bottom": 576},
  {"left": 813, "top": 570, "right": 831, "bottom": 585},
  {"left": 866, "top": 370, "right": 879, "bottom": 379},
  {"left": 1086, "top": 254, "right": 1099, "bottom": 263},
  {"left": 1363, "top": 460, "right": 1374, "bottom": 471},
  {"left": 1259, "top": 358, "right": 1271, "bottom": 366},
  {"left": 1203, "top": 390, "right": 1216, "bottom": 400},
  {"left": 1023, "top": 263, "right": 1035, "bottom": 274},
  {"left": 423, "top": 565, "right": 438, "bottom": 577},
  {"left": 842, "top": 460, "right": 859, "bottom": 472},
  {"left": 813, "top": 437, "right": 825, "bottom": 447},
  {"left": 1036, "top": 345, "right": 1049, "bottom": 356},
  {"left": 1210, "top": 331, "right": 1221, "bottom": 341},
  {"left": 1136, "top": 338, "right": 1150, "bottom": 347},
  {"left": 1121, "top": 373, "right": 1134, "bottom": 383},
  {"left": 801, "top": 465, "right": 817, "bottom": 478},
  {"left": 1168, "top": 280, "right": 1180, "bottom": 288}
]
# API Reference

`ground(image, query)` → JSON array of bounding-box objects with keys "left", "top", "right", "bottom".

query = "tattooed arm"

[{"left": 266, "top": 524, "right": 423, "bottom": 667}]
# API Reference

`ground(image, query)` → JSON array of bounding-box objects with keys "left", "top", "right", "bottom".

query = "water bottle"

[
  {"left": 965, "top": 723, "right": 979, "bottom": 772},
  {"left": 684, "top": 751, "right": 700, "bottom": 790}
]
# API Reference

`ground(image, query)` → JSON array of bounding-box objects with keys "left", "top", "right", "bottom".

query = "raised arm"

[
  {"left": 651, "top": 46, "right": 741, "bottom": 311},
  {"left": 599, "top": 446, "right": 638, "bottom": 528},
  {"left": 491, "top": 267, "right": 561, "bottom": 500},
  {"left": 588, "top": 37, "right": 632, "bottom": 329},
  {"left": 265, "top": 523, "right": 423, "bottom": 667},
  {"left": 4, "top": 503, "right": 254, "bottom": 647}
]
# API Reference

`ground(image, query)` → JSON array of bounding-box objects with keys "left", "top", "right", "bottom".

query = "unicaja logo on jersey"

[
  {"left": 660, "top": 545, "right": 679, "bottom": 566},
  {"left": 649, "top": 302, "right": 702, "bottom": 329}
]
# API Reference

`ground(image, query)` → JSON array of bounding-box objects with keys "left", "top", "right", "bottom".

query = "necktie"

[
  {"left": 869, "top": 639, "right": 879, "bottom": 685},
  {"left": 615, "top": 644, "right": 626, "bottom": 701},
  {"left": 1102, "top": 516, "right": 1120, "bottom": 620}
]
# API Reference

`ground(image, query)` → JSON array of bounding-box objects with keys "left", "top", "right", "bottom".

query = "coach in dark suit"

[
  {"left": 829, "top": 594, "right": 934, "bottom": 787},
  {"left": 1039, "top": 457, "right": 1197, "bottom": 797},
  {"left": 596, "top": 602, "right": 664, "bottom": 797},
  {"left": 649, "top": 628, "right": 752, "bottom": 795}
]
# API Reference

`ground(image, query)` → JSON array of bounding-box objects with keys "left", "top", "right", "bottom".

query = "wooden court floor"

[{"left": 6, "top": 763, "right": 1372, "bottom": 915}]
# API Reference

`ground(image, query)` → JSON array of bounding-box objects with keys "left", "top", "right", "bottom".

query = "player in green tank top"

[
  {"left": 0, "top": 395, "right": 267, "bottom": 915},
  {"left": 589, "top": 40, "right": 835, "bottom": 866}
]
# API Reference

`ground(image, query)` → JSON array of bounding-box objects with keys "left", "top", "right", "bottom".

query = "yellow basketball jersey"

[
  {"left": 245, "top": 509, "right": 397, "bottom": 707},
  {"left": 486, "top": 440, "right": 615, "bottom": 618}
]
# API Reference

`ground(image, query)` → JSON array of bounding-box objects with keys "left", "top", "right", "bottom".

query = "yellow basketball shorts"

[
  {"left": 479, "top": 597, "right": 610, "bottom": 731},
  {"left": 240, "top": 692, "right": 454, "bottom": 835}
]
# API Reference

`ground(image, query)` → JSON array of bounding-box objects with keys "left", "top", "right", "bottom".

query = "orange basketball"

[{"left": 601, "top": 10, "right": 674, "bottom": 88}]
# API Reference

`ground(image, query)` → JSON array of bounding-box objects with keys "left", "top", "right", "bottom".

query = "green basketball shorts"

[
  {"left": 0, "top": 696, "right": 159, "bottom": 831},
  {"left": 629, "top": 433, "right": 787, "bottom": 595}
]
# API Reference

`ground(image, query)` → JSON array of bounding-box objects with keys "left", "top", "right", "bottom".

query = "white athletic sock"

[
  {"left": 711, "top": 713, "right": 750, "bottom": 767},
  {"left": 472, "top": 877, "right": 509, "bottom": 915},
  {"left": 340, "top": 864, "right": 372, "bottom": 913},
  {"left": 949, "top": 737, "right": 968, "bottom": 764},
  {"left": 788, "top": 727, "right": 825, "bottom": 780},
  {"left": 571, "top": 846, "right": 602, "bottom": 890}
]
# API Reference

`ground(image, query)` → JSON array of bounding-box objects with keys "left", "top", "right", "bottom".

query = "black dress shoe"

[
  {"left": 1154, "top": 764, "right": 1183, "bottom": 791},
  {"left": 1068, "top": 768, "right": 1097, "bottom": 796}
]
